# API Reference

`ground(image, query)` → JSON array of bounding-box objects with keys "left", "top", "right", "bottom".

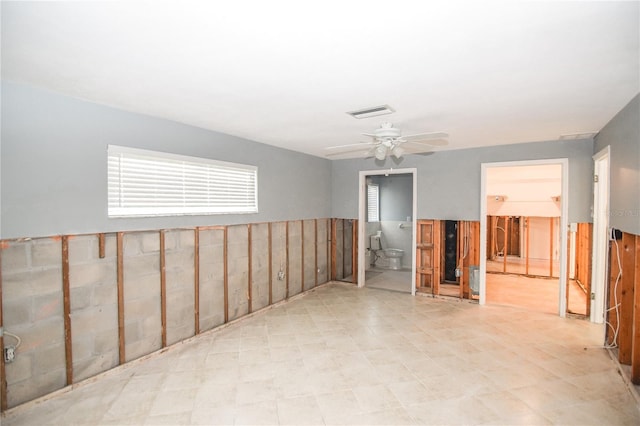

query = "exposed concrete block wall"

[
  {"left": 251, "top": 223, "right": 270, "bottom": 312},
  {"left": 69, "top": 234, "right": 118, "bottom": 383},
  {"left": 227, "top": 225, "right": 249, "bottom": 321},
  {"left": 271, "top": 222, "right": 288, "bottom": 302},
  {"left": 2, "top": 239, "right": 66, "bottom": 407},
  {"left": 287, "top": 221, "right": 303, "bottom": 298},
  {"left": 123, "top": 232, "right": 162, "bottom": 362},
  {"left": 335, "top": 220, "right": 344, "bottom": 279},
  {"left": 303, "top": 220, "right": 317, "bottom": 291},
  {"left": 165, "top": 229, "right": 196, "bottom": 345},
  {"left": 198, "top": 229, "right": 225, "bottom": 332},
  {"left": 317, "top": 220, "right": 329, "bottom": 284},
  {"left": 0, "top": 218, "right": 333, "bottom": 411},
  {"left": 343, "top": 220, "right": 353, "bottom": 279}
]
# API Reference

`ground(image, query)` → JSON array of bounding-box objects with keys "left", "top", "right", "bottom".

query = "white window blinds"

[
  {"left": 367, "top": 184, "right": 379, "bottom": 222},
  {"left": 108, "top": 145, "right": 258, "bottom": 217}
]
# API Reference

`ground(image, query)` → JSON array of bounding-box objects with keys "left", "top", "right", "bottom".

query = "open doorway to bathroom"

[{"left": 359, "top": 170, "right": 415, "bottom": 293}]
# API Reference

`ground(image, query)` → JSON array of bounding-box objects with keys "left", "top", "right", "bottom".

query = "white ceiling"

[{"left": 2, "top": 1, "right": 638, "bottom": 159}]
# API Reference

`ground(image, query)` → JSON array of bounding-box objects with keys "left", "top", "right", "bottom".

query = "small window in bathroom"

[{"left": 367, "top": 184, "right": 379, "bottom": 222}]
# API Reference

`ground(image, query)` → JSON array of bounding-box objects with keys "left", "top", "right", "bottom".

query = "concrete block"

[
  {"left": 29, "top": 266, "right": 62, "bottom": 293},
  {"left": 167, "top": 322, "right": 194, "bottom": 346},
  {"left": 125, "top": 335, "right": 161, "bottom": 363},
  {"left": 32, "top": 343, "right": 66, "bottom": 375},
  {"left": 125, "top": 296, "right": 160, "bottom": 322},
  {"left": 229, "top": 256, "right": 249, "bottom": 276},
  {"left": 199, "top": 259, "right": 223, "bottom": 282},
  {"left": 166, "top": 251, "right": 195, "bottom": 273},
  {"left": 124, "top": 320, "right": 143, "bottom": 343},
  {"left": 72, "top": 336, "right": 94, "bottom": 362},
  {"left": 13, "top": 318, "right": 64, "bottom": 353},
  {"left": 288, "top": 221, "right": 302, "bottom": 237},
  {"left": 177, "top": 229, "right": 195, "bottom": 248},
  {"left": 3, "top": 298, "right": 32, "bottom": 326},
  {"left": 124, "top": 253, "right": 160, "bottom": 278},
  {"left": 198, "top": 228, "right": 224, "bottom": 246},
  {"left": 4, "top": 268, "right": 62, "bottom": 301},
  {"left": 228, "top": 272, "right": 249, "bottom": 321},
  {"left": 163, "top": 230, "right": 180, "bottom": 251},
  {"left": 166, "top": 272, "right": 194, "bottom": 294},
  {"left": 8, "top": 368, "right": 66, "bottom": 408},
  {"left": 1, "top": 242, "right": 29, "bottom": 272},
  {"left": 199, "top": 278, "right": 225, "bottom": 332},
  {"left": 142, "top": 310, "right": 162, "bottom": 336},
  {"left": 68, "top": 235, "right": 96, "bottom": 264},
  {"left": 91, "top": 282, "right": 118, "bottom": 307},
  {"left": 252, "top": 273, "right": 269, "bottom": 312},
  {"left": 71, "top": 304, "right": 118, "bottom": 336},
  {"left": 73, "top": 351, "right": 119, "bottom": 383},
  {"left": 69, "top": 262, "right": 116, "bottom": 289},
  {"left": 32, "top": 292, "right": 62, "bottom": 322},
  {"left": 31, "top": 238, "right": 62, "bottom": 268},
  {"left": 4, "top": 352, "right": 32, "bottom": 384},
  {"left": 124, "top": 233, "right": 142, "bottom": 256},
  {"left": 70, "top": 286, "right": 92, "bottom": 311},
  {"left": 124, "top": 272, "right": 160, "bottom": 301},
  {"left": 103, "top": 234, "right": 117, "bottom": 259},
  {"left": 94, "top": 329, "right": 119, "bottom": 355}
]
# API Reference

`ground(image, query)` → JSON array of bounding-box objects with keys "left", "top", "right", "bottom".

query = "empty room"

[{"left": 1, "top": 1, "right": 639, "bottom": 425}]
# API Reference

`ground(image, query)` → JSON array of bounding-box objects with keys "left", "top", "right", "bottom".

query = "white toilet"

[
  {"left": 383, "top": 248, "right": 404, "bottom": 270},
  {"left": 370, "top": 232, "right": 404, "bottom": 270}
]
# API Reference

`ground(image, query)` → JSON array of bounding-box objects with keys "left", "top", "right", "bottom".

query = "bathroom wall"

[{"left": 369, "top": 174, "right": 413, "bottom": 269}]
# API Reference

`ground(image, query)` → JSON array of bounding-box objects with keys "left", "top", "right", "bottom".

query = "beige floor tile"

[
  {"left": 352, "top": 383, "right": 402, "bottom": 413},
  {"left": 277, "top": 395, "right": 324, "bottom": 425},
  {"left": 148, "top": 388, "right": 196, "bottom": 417},
  {"left": 3, "top": 283, "right": 639, "bottom": 426},
  {"left": 234, "top": 400, "right": 280, "bottom": 425}
]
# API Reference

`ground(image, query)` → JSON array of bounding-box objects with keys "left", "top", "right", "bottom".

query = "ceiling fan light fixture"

[
  {"left": 374, "top": 145, "right": 387, "bottom": 160},
  {"left": 391, "top": 145, "right": 404, "bottom": 159}
]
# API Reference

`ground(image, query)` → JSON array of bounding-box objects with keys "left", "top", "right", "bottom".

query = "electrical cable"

[
  {"left": 4, "top": 331, "right": 21, "bottom": 349},
  {"left": 603, "top": 235, "right": 622, "bottom": 349}
]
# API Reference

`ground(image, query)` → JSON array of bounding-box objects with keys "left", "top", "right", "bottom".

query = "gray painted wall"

[
  {"left": 371, "top": 174, "right": 413, "bottom": 221},
  {"left": 1, "top": 82, "right": 332, "bottom": 239},
  {"left": 594, "top": 94, "right": 640, "bottom": 235},
  {"left": 332, "top": 139, "right": 594, "bottom": 222}
]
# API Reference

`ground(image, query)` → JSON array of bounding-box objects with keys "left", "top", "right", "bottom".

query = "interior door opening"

[
  {"left": 479, "top": 160, "right": 569, "bottom": 317},
  {"left": 358, "top": 168, "right": 417, "bottom": 294}
]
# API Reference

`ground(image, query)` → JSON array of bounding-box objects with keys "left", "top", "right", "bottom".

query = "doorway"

[
  {"left": 591, "top": 147, "right": 610, "bottom": 324},
  {"left": 479, "top": 160, "right": 569, "bottom": 317},
  {"left": 358, "top": 168, "right": 417, "bottom": 294}
]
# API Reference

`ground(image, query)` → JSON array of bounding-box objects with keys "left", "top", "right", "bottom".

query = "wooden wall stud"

[
  {"left": 61, "top": 236, "right": 73, "bottom": 385},
  {"left": 116, "top": 232, "right": 125, "bottom": 364}
]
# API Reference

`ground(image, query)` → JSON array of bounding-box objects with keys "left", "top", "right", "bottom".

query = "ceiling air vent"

[
  {"left": 559, "top": 132, "right": 597, "bottom": 140},
  {"left": 346, "top": 105, "right": 395, "bottom": 119}
]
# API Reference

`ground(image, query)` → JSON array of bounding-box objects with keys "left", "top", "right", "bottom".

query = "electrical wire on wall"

[{"left": 603, "top": 232, "right": 622, "bottom": 349}]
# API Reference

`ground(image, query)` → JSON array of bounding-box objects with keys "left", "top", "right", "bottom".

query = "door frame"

[
  {"left": 358, "top": 168, "right": 417, "bottom": 294},
  {"left": 479, "top": 158, "right": 569, "bottom": 316},
  {"left": 591, "top": 146, "right": 610, "bottom": 324}
]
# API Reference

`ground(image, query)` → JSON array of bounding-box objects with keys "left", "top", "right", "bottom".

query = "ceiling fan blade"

[
  {"left": 325, "top": 142, "right": 371, "bottom": 150},
  {"left": 401, "top": 138, "right": 449, "bottom": 147},
  {"left": 402, "top": 131, "right": 449, "bottom": 140},
  {"left": 364, "top": 147, "right": 376, "bottom": 158}
]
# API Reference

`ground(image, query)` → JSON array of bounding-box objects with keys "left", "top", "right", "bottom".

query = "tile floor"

[{"left": 3, "top": 283, "right": 639, "bottom": 425}]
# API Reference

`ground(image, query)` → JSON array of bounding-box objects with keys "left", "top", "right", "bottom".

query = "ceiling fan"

[{"left": 325, "top": 122, "right": 448, "bottom": 160}]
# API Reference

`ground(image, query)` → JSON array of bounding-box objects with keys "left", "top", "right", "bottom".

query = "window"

[
  {"left": 367, "top": 183, "right": 379, "bottom": 222},
  {"left": 108, "top": 145, "right": 258, "bottom": 217}
]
